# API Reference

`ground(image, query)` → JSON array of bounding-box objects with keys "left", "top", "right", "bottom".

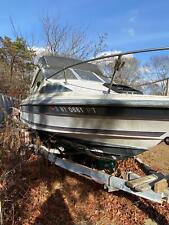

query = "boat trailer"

[{"left": 27, "top": 143, "right": 169, "bottom": 204}]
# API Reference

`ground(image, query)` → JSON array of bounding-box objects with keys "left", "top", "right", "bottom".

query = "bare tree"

[
  {"left": 92, "top": 33, "right": 107, "bottom": 57},
  {"left": 41, "top": 16, "right": 107, "bottom": 59},
  {"left": 101, "top": 56, "right": 142, "bottom": 87},
  {"left": 143, "top": 56, "right": 169, "bottom": 95}
]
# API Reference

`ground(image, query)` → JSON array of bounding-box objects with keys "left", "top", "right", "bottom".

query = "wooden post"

[{"left": 154, "top": 179, "right": 168, "bottom": 193}]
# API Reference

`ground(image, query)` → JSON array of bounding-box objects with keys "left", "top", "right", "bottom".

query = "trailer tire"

[{"left": 164, "top": 137, "right": 169, "bottom": 145}]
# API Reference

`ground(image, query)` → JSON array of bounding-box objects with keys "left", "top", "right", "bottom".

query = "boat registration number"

[{"left": 55, "top": 106, "right": 96, "bottom": 114}]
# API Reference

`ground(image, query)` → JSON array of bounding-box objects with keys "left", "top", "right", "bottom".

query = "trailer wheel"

[{"left": 164, "top": 137, "right": 169, "bottom": 145}]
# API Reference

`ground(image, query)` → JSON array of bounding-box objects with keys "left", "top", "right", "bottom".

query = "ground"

[
  {"left": 140, "top": 143, "right": 169, "bottom": 174},
  {"left": 1, "top": 139, "right": 169, "bottom": 225}
]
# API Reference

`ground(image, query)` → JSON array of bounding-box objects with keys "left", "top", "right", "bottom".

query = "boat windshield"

[
  {"left": 45, "top": 68, "right": 77, "bottom": 80},
  {"left": 73, "top": 69, "right": 102, "bottom": 82},
  {"left": 45, "top": 67, "right": 104, "bottom": 82},
  {"left": 100, "top": 76, "right": 111, "bottom": 83}
]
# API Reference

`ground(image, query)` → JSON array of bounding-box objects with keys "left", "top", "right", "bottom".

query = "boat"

[{"left": 20, "top": 48, "right": 169, "bottom": 160}]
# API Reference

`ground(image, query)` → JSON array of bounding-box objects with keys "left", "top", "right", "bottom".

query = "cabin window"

[
  {"left": 73, "top": 69, "right": 102, "bottom": 82},
  {"left": 39, "top": 83, "right": 71, "bottom": 94}
]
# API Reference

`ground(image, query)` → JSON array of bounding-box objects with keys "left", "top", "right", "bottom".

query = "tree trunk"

[{"left": 10, "top": 56, "right": 15, "bottom": 81}]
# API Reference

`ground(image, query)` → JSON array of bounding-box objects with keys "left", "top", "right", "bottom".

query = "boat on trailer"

[{"left": 20, "top": 47, "right": 169, "bottom": 160}]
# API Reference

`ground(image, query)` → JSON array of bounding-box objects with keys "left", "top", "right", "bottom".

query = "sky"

[{"left": 0, "top": 0, "right": 169, "bottom": 57}]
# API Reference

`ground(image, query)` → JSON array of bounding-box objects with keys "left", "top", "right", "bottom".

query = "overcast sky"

[{"left": 0, "top": 0, "right": 169, "bottom": 54}]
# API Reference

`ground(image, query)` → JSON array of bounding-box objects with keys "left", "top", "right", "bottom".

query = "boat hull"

[{"left": 20, "top": 103, "right": 169, "bottom": 157}]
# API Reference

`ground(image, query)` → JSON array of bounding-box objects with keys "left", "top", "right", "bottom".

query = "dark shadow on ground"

[
  {"left": 2, "top": 154, "right": 96, "bottom": 225},
  {"left": 33, "top": 189, "right": 75, "bottom": 225}
]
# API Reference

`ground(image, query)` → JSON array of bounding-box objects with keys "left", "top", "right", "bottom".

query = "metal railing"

[{"left": 136, "top": 77, "right": 169, "bottom": 96}]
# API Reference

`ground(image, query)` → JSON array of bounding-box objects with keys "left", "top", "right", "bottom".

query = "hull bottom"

[{"left": 34, "top": 129, "right": 147, "bottom": 159}]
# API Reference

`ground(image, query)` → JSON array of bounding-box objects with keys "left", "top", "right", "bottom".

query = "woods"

[{"left": 0, "top": 37, "right": 35, "bottom": 98}]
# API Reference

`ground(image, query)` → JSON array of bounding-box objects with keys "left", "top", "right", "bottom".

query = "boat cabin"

[{"left": 31, "top": 55, "right": 142, "bottom": 95}]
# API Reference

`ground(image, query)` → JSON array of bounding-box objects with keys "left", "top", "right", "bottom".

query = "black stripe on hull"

[
  {"left": 21, "top": 104, "right": 169, "bottom": 121},
  {"left": 21, "top": 98, "right": 169, "bottom": 108}
]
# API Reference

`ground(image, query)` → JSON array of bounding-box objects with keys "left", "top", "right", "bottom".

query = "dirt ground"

[
  {"left": 1, "top": 141, "right": 169, "bottom": 225},
  {"left": 140, "top": 142, "right": 169, "bottom": 174}
]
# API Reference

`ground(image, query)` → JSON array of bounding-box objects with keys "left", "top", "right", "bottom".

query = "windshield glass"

[
  {"left": 45, "top": 68, "right": 77, "bottom": 80},
  {"left": 73, "top": 69, "right": 102, "bottom": 82},
  {"left": 100, "top": 75, "right": 111, "bottom": 83}
]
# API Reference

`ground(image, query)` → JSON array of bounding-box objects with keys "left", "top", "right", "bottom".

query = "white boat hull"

[{"left": 21, "top": 110, "right": 169, "bottom": 157}]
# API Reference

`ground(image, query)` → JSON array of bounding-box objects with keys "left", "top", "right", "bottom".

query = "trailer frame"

[{"left": 28, "top": 144, "right": 169, "bottom": 204}]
